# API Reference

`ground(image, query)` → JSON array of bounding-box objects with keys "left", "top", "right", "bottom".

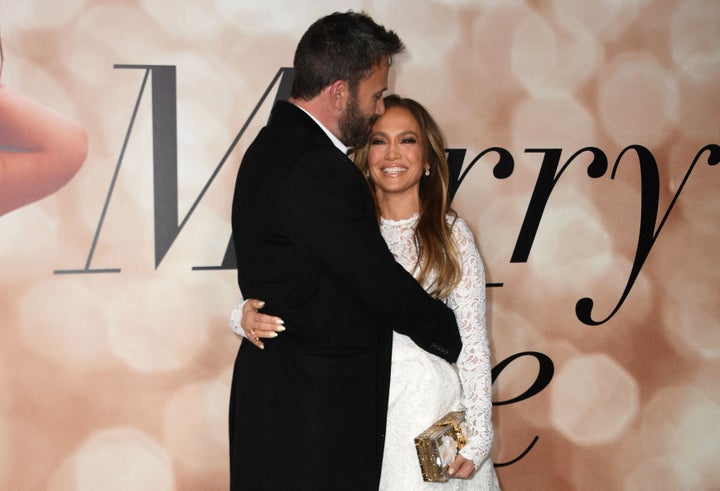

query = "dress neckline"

[{"left": 380, "top": 212, "right": 420, "bottom": 226}]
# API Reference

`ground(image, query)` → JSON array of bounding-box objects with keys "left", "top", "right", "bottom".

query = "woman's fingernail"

[
  {"left": 268, "top": 332, "right": 278, "bottom": 338},
  {"left": 276, "top": 325, "right": 286, "bottom": 332}
]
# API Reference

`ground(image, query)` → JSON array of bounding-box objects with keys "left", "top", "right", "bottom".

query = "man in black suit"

[{"left": 230, "top": 11, "right": 462, "bottom": 490}]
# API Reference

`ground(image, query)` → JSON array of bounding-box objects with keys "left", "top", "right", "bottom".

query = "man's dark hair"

[{"left": 291, "top": 11, "right": 404, "bottom": 100}]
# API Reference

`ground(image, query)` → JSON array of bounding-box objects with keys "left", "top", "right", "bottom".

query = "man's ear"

[{"left": 328, "top": 80, "right": 349, "bottom": 110}]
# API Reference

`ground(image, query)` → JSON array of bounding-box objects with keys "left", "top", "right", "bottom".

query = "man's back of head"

[{"left": 291, "top": 11, "right": 404, "bottom": 101}]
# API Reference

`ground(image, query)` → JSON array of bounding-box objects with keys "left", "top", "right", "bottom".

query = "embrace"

[{"left": 228, "top": 11, "right": 500, "bottom": 491}]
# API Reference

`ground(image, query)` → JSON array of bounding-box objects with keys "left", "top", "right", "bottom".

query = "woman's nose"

[{"left": 386, "top": 143, "right": 400, "bottom": 159}]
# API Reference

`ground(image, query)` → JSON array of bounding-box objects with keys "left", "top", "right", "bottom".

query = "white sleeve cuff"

[{"left": 228, "top": 299, "right": 248, "bottom": 337}]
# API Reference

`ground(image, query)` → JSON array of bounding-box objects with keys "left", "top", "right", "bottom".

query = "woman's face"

[{"left": 366, "top": 106, "right": 428, "bottom": 202}]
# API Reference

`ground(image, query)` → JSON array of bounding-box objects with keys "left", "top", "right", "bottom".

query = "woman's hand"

[
  {"left": 235, "top": 299, "right": 284, "bottom": 349},
  {"left": 448, "top": 453, "right": 476, "bottom": 479}
]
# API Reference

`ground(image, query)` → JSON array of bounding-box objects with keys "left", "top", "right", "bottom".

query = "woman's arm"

[
  {"left": 228, "top": 298, "right": 285, "bottom": 349},
  {"left": 446, "top": 218, "right": 494, "bottom": 472}
]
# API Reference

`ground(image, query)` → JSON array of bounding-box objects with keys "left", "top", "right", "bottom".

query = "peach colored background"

[{"left": 1, "top": 0, "right": 718, "bottom": 490}]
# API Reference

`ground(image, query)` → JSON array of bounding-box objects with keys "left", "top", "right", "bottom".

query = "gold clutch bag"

[{"left": 414, "top": 410, "right": 467, "bottom": 482}]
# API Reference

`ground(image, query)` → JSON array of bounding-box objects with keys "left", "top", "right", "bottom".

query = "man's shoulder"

[
  {"left": 267, "top": 101, "right": 317, "bottom": 134},
  {"left": 252, "top": 102, "right": 332, "bottom": 152}
]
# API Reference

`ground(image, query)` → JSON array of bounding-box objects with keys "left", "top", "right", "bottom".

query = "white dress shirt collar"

[{"left": 292, "top": 103, "right": 349, "bottom": 155}]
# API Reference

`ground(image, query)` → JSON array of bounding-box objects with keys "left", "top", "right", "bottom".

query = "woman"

[{"left": 231, "top": 95, "right": 500, "bottom": 490}]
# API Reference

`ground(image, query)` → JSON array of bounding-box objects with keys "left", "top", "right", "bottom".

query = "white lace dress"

[{"left": 378, "top": 213, "right": 500, "bottom": 491}]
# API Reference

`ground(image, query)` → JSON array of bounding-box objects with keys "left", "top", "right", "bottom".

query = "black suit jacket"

[{"left": 229, "top": 101, "right": 461, "bottom": 490}]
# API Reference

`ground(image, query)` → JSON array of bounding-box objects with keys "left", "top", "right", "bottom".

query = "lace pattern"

[
  {"left": 230, "top": 213, "right": 499, "bottom": 489},
  {"left": 380, "top": 213, "right": 494, "bottom": 469}
]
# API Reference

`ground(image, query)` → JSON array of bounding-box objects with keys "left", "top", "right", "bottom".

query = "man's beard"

[{"left": 339, "top": 94, "right": 375, "bottom": 148}]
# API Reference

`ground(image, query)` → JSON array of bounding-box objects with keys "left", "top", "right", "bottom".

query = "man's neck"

[
  {"left": 289, "top": 96, "right": 342, "bottom": 141},
  {"left": 289, "top": 96, "right": 347, "bottom": 154}
]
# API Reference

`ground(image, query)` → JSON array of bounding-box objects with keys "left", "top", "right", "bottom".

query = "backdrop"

[{"left": 1, "top": 1, "right": 718, "bottom": 490}]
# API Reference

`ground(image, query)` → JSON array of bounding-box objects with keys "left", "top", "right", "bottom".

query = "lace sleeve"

[
  {"left": 229, "top": 299, "right": 248, "bottom": 337},
  {"left": 446, "top": 218, "right": 494, "bottom": 469}
]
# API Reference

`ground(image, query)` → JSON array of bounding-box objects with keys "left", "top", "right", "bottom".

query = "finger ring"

[{"left": 250, "top": 329, "right": 257, "bottom": 341}]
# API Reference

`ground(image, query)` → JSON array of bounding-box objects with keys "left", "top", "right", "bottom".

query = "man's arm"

[{"left": 278, "top": 148, "right": 461, "bottom": 362}]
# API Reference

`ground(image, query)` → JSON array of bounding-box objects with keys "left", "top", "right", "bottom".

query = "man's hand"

[
  {"left": 234, "top": 299, "right": 284, "bottom": 349},
  {"left": 448, "top": 453, "right": 476, "bottom": 479}
]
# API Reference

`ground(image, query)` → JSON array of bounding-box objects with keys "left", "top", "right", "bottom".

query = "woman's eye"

[
  {"left": 371, "top": 138, "right": 386, "bottom": 145},
  {"left": 401, "top": 137, "right": 417, "bottom": 144}
]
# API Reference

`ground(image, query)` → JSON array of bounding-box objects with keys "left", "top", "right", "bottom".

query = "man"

[{"left": 230, "top": 11, "right": 462, "bottom": 490}]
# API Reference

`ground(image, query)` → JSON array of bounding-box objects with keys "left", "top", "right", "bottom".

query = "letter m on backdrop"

[{"left": 55, "top": 65, "right": 294, "bottom": 274}]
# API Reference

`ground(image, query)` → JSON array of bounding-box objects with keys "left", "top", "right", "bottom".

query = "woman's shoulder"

[{"left": 445, "top": 213, "right": 474, "bottom": 239}]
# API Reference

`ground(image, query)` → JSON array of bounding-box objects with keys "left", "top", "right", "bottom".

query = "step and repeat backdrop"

[{"left": 1, "top": 0, "right": 718, "bottom": 490}]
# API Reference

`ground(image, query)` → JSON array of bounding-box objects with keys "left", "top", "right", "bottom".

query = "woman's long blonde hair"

[{"left": 353, "top": 95, "right": 461, "bottom": 299}]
